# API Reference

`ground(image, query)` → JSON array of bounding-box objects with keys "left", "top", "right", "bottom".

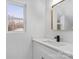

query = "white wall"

[
  {"left": 7, "top": 0, "right": 46, "bottom": 59},
  {"left": 45, "top": 0, "right": 73, "bottom": 43},
  {"left": 29, "top": 0, "right": 46, "bottom": 38},
  {"left": 6, "top": 20, "right": 33, "bottom": 59},
  {"left": 6, "top": 33, "right": 32, "bottom": 59},
  {"left": 45, "top": 31, "right": 73, "bottom": 43},
  {"left": 6, "top": 0, "right": 32, "bottom": 59}
]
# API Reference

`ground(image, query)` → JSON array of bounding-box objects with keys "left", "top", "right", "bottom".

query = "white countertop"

[{"left": 32, "top": 38, "right": 73, "bottom": 57}]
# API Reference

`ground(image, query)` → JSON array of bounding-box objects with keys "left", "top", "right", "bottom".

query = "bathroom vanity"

[{"left": 32, "top": 38, "right": 73, "bottom": 59}]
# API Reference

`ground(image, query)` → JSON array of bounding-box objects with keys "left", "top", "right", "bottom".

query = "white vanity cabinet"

[
  {"left": 33, "top": 42, "right": 55, "bottom": 59},
  {"left": 33, "top": 41, "right": 72, "bottom": 59}
]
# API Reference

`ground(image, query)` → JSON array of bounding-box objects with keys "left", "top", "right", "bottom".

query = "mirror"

[{"left": 51, "top": 0, "right": 73, "bottom": 31}]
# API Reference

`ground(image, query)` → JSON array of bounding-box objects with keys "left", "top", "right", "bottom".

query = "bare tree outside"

[{"left": 8, "top": 3, "right": 24, "bottom": 31}]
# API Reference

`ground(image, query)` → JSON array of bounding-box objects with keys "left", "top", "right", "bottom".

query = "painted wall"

[
  {"left": 6, "top": 0, "right": 32, "bottom": 59},
  {"left": 6, "top": 33, "right": 32, "bottom": 59},
  {"left": 7, "top": 0, "right": 46, "bottom": 59},
  {"left": 45, "top": 0, "right": 73, "bottom": 43},
  {"left": 29, "top": 0, "right": 46, "bottom": 38}
]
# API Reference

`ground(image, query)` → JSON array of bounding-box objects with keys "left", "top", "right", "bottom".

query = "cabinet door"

[
  {"left": 33, "top": 43, "right": 54, "bottom": 59},
  {"left": 61, "top": 55, "right": 72, "bottom": 59},
  {"left": 41, "top": 52, "right": 57, "bottom": 59},
  {"left": 33, "top": 43, "right": 42, "bottom": 59},
  {"left": 33, "top": 43, "right": 57, "bottom": 59},
  {"left": 33, "top": 47, "right": 55, "bottom": 59},
  {"left": 55, "top": 54, "right": 72, "bottom": 59}
]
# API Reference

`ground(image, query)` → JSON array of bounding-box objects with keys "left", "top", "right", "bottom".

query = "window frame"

[{"left": 6, "top": 0, "right": 26, "bottom": 33}]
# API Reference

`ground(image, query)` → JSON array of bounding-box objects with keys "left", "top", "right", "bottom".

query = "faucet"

[{"left": 54, "top": 35, "right": 60, "bottom": 42}]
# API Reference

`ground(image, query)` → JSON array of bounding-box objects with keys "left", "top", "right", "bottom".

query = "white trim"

[{"left": 8, "top": 0, "right": 26, "bottom": 5}]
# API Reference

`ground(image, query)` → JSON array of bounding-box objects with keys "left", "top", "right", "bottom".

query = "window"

[{"left": 7, "top": 2, "right": 25, "bottom": 32}]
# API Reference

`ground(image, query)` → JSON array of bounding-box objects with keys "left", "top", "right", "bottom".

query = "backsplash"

[{"left": 45, "top": 31, "right": 73, "bottom": 43}]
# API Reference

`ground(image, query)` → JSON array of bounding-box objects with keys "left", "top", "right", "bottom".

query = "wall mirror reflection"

[{"left": 51, "top": 0, "right": 73, "bottom": 31}]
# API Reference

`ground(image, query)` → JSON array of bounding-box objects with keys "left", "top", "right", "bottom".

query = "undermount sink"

[{"left": 43, "top": 40, "right": 68, "bottom": 47}]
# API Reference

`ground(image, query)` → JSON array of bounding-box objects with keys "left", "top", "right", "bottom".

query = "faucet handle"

[{"left": 54, "top": 35, "right": 60, "bottom": 42}]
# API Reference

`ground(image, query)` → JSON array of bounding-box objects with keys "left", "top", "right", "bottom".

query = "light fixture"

[{"left": 52, "top": 0, "right": 65, "bottom": 8}]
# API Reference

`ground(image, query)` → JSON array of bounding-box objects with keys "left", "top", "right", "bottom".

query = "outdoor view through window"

[{"left": 8, "top": 3, "right": 24, "bottom": 31}]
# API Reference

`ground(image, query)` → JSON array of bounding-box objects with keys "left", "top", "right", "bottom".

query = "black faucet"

[{"left": 54, "top": 35, "right": 60, "bottom": 42}]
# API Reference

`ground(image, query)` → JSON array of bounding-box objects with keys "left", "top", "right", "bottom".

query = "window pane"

[{"left": 8, "top": 3, "right": 24, "bottom": 31}]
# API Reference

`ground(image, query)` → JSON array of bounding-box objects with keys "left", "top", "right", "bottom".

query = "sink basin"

[{"left": 43, "top": 40, "right": 68, "bottom": 47}]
